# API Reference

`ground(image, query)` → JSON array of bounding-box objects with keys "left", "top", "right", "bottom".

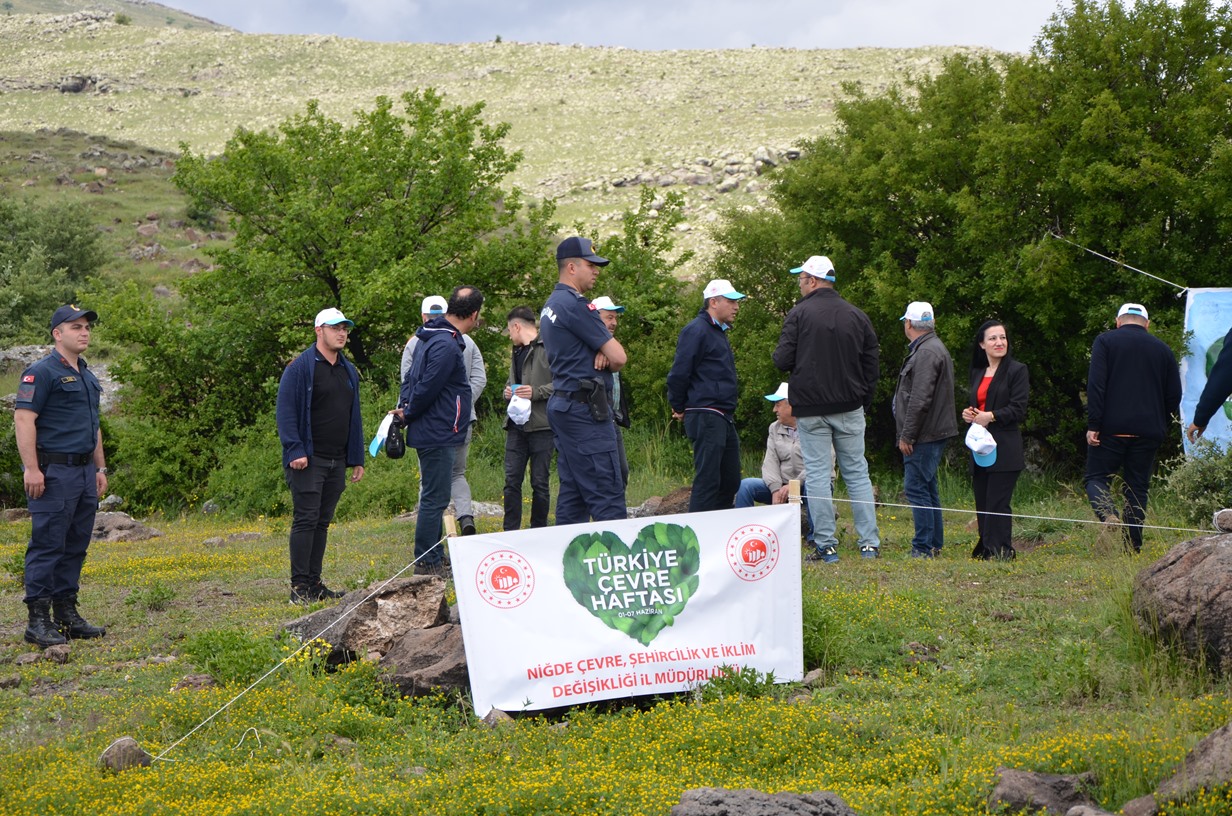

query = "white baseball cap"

[
  {"left": 314, "top": 307, "right": 353, "bottom": 328},
  {"left": 1117, "top": 303, "right": 1148, "bottom": 320},
  {"left": 965, "top": 423, "right": 998, "bottom": 467},
  {"left": 702, "top": 279, "right": 746, "bottom": 301},
  {"left": 421, "top": 295, "right": 447, "bottom": 315},
  {"left": 899, "top": 301, "right": 935, "bottom": 322},
  {"left": 765, "top": 382, "right": 789, "bottom": 402},
  {"left": 790, "top": 255, "right": 836, "bottom": 281},
  {"left": 591, "top": 296, "right": 625, "bottom": 313}
]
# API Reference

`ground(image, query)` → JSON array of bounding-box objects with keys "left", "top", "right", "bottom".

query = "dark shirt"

[
  {"left": 310, "top": 356, "right": 353, "bottom": 459},
  {"left": 512, "top": 343, "right": 531, "bottom": 387},
  {"left": 540, "top": 283, "right": 613, "bottom": 393},
  {"left": 666, "top": 309, "right": 739, "bottom": 413},
  {"left": 1087, "top": 324, "right": 1181, "bottom": 440},
  {"left": 1194, "top": 326, "right": 1232, "bottom": 430},
  {"left": 15, "top": 352, "right": 101, "bottom": 455}
]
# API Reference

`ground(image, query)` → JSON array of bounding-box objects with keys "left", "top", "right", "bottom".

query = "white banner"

[
  {"left": 451, "top": 504, "right": 803, "bottom": 715},
  {"left": 1183, "top": 287, "right": 1232, "bottom": 451}
]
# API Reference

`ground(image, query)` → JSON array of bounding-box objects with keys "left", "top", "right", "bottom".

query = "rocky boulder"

[
  {"left": 1155, "top": 721, "right": 1232, "bottom": 806},
  {"left": 1133, "top": 534, "right": 1232, "bottom": 673},
  {"left": 93, "top": 512, "right": 161, "bottom": 542},
  {"left": 987, "top": 768, "right": 1099, "bottom": 815},
  {"left": 282, "top": 577, "right": 448, "bottom": 662},
  {"left": 380, "top": 623, "right": 469, "bottom": 697},
  {"left": 671, "top": 788, "right": 859, "bottom": 816}
]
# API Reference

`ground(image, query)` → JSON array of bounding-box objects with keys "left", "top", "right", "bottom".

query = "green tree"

[
  {"left": 101, "top": 91, "right": 554, "bottom": 511},
  {"left": 716, "top": 0, "right": 1232, "bottom": 467}
]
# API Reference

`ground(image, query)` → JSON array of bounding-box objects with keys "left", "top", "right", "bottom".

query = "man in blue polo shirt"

[
  {"left": 15, "top": 304, "right": 108, "bottom": 647},
  {"left": 540, "top": 236, "right": 627, "bottom": 525},
  {"left": 668, "top": 279, "right": 746, "bottom": 512}
]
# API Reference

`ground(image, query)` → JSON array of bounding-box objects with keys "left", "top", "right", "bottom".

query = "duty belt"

[{"left": 38, "top": 451, "right": 93, "bottom": 467}]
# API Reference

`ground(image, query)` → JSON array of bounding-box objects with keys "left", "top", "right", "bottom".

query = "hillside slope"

[{"left": 0, "top": 11, "right": 990, "bottom": 271}]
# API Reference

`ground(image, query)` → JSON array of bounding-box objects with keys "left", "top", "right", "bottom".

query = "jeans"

[
  {"left": 1084, "top": 435, "right": 1158, "bottom": 552},
  {"left": 503, "top": 426, "right": 554, "bottom": 530},
  {"left": 683, "top": 411, "right": 741, "bottom": 512},
  {"left": 734, "top": 477, "right": 814, "bottom": 541},
  {"left": 25, "top": 463, "right": 98, "bottom": 601},
  {"left": 450, "top": 423, "right": 474, "bottom": 519},
  {"left": 797, "top": 410, "right": 880, "bottom": 551},
  {"left": 414, "top": 446, "right": 456, "bottom": 566},
  {"left": 285, "top": 457, "right": 348, "bottom": 588},
  {"left": 903, "top": 439, "right": 946, "bottom": 554}
]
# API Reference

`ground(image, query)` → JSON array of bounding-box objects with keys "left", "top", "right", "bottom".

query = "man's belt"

[
  {"left": 559, "top": 390, "right": 591, "bottom": 404},
  {"left": 38, "top": 452, "right": 92, "bottom": 466}
]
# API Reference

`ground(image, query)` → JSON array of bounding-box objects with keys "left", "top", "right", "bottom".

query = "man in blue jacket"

[
  {"left": 1085, "top": 303, "right": 1181, "bottom": 553},
  {"left": 668, "top": 279, "right": 746, "bottom": 512},
  {"left": 276, "top": 308, "right": 365, "bottom": 603},
  {"left": 399, "top": 286, "right": 483, "bottom": 576},
  {"left": 1187, "top": 324, "right": 1232, "bottom": 444}
]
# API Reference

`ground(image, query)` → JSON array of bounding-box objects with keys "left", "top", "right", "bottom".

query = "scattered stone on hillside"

[
  {"left": 671, "top": 787, "right": 860, "bottom": 816},
  {"left": 172, "top": 674, "right": 217, "bottom": 692},
  {"left": 98, "top": 495, "right": 122, "bottom": 511},
  {"left": 802, "top": 668, "right": 825, "bottom": 687},
  {"left": 1065, "top": 807, "right": 1118, "bottom": 816},
  {"left": 0, "top": 675, "right": 20, "bottom": 690},
  {"left": 152, "top": 284, "right": 172, "bottom": 298},
  {"left": 482, "top": 708, "right": 514, "bottom": 729},
  {"left": 380, "top": 623, "right": 468, "bottom": 697},
  {"left": 14, "top": 653, "right": 41, "bottom": 666},
  {"left": 283, "top": 577, "right": 448, "bottom": 662},
  {"left": 59, "top": 75, "right": 96, "bottom": 93},
  {"left": 1214, "top": 509, "right": 1232, "bottom": 532},
  {"left": 99, "top": 736, "right": 152, "bottom": 772},
  {"left": 654, "top": 486, "right": 693, "bottom": 517},
  {"left": 183, "top": 227, "right": 203, "bottom": 243},
  {"left": 93, "top": 512, "right": 162, "bottom": 542},
  {"left": 129, "top": 242, "right": 164, "bottom": 261},
  {"left": 44, "top": 644, "right": 71, "bottom": 664},
  {"left": 136, "top": 222, "right": 159, "bottom": 237},
  {"left": 2, "top": 508, "right": 30, "bottom": 522},
  {"left": 1151, "top": 721, "right": 1232, "bottom": 806},
  {"left": 716, "top": 177, "right": 740, "bottom": 193},
  {"left": 1119, "top": 795, "right": 1157, "bottom": 816},
  {"left": 145, "top": 212, "right": 160, "bottom": 221},
  {"left": 987, "top": 768, "right": 1098, "bottom": 815},
  {"left": 1133, "top": 534, "right": 1232, "bottom": 673},
  {"left": 181, "top": 258, "right": 209, "bottom": 272}
]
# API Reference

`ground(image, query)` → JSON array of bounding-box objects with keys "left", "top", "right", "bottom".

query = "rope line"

[
  {"left": 151, "top": 536, "right": 447, "bottom": 763},
  {"left": 1047, "top": 231, "right": 1189, "bottom": 293}
]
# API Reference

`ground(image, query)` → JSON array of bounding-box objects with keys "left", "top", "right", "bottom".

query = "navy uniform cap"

[
  {"left": 50, "top": 304, "right": 98, "bottom": 331},
  {"left": 556, "top": 236, "right": 609, "bottom": 266}
]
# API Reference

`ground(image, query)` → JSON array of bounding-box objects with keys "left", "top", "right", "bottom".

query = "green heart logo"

[{"left": 562, "top": 523, "right": 701, "bottom": 646}]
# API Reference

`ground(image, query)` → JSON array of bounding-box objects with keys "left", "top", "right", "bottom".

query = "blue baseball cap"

[
  {"left": 50, "top": 304, "right": 97, "bottom": 330},
  {"left": 556, "top": 236, "right": 609, "bottom": 266}
]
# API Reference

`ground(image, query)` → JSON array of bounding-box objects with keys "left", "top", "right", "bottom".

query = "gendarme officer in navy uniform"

[
  {"left": 14, "top": 305, "right": 108, "bottom": 647},
  {"left": 540, "top": 237, "right": 628, "bottom": 524}
]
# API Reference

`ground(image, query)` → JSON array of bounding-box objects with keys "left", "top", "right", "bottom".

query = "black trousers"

[
  {"left": 1084, "top": 435, "right": 1158, "bottom": 552},
  {"left": 285, "top": 458, "right": 348, "bottom": 588},
  {"left": 971, "top": 468, "right": 1021, "bottom": 560},
  {"left": 503, "top": 426, "right": 554, "bottom": 531},
  {"left": 684, "top": 411, "right": 741, "bottom": 513}
]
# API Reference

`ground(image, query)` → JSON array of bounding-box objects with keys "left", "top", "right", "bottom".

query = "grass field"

[{"left": 0, "top": 463, "right": 1228, "bottom": 815}]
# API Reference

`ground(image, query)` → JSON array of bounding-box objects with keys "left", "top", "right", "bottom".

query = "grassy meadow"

[{"left": 0, "top": 459, "right": 1229, "bottom": 815}]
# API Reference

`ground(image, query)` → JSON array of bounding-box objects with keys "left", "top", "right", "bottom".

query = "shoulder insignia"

[
  {"left": 60, "top": 376, "right": 78, "bottom": 383},
  {"left": 22, "top": 375, "right": 34, "bottom": 383}
]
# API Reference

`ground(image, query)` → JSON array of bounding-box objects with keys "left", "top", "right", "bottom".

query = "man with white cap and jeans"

[
  {"left": 895, "top": 301, "right": 957, "bottom": 558},
  {"left": 402, "top": 294, "right": 487, "bottom": 536},
  {"left": 774, "top": 256, "right": 881, "bottom": 563},
  {"left": 668, "top": 279, "right": 745, "bottom": 512},
  {"left": 276, "top": 307, "right": 365, "bottom": 602},
  {"left": 1085, "top": 303, "right": 1180, "bottom": 552}
]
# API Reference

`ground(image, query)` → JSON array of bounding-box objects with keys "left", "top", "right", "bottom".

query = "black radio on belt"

[
  {"left": 37, "top": 451, "right": 92, "bottom": 467},
  {"left": 574, "top": 378, "right": 611, "bottom": 423}
]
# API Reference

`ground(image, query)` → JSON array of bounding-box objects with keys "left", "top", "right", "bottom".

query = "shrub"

[
  {"left": 1160, "top": 440, "right": 1232, "bottom": 527},
  {"left": 182, "top": 628, "right": 286, "bottom": 686},
  {"left": 124, "top": 580, "right": 176, "bottom": 612}
]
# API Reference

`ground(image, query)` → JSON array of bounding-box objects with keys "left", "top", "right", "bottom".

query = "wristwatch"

[{"left": 98, "top": 467, "right": 108, "bottom": 475}]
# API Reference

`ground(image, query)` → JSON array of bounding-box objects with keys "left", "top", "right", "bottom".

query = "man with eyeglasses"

[{"left": 276, "top": 307, "right": 365, "bottom": 603}]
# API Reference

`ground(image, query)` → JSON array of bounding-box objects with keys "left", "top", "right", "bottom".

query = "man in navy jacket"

[
  {"left": 1186, "top": 325, "right": 1232, "bottom": 444},
  {"left": 1085, "top": 303, "right": 1181, "bottom": 552},
  {"left": 276, "top": 308, "right": 365, "bottom": 603},
  {"left": 668, "top": 279, "right": 746, "bottom": 512},
  {"left": 399, "top": 286, "right": 483, "bottom": 575}
]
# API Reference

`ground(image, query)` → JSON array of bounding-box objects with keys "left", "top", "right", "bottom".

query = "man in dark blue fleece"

[
  {"left": 667, "top": 279, "right": 746, "bottom": 512},
  {"left": 1085, "top": 303, "right": 1181, "bottom": 553},
  {"left": 399, "top": 286, "right": 483, "bottom": 576}
]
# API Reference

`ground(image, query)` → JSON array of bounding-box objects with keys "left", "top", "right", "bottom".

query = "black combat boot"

[
  {"left": 24, "top": 598, "right": 68, "bottom": 647},
  {"left": 52, "top": 593, "right": 106, "bottom": 639}
]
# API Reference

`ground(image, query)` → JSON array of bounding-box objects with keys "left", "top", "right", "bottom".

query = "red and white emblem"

[
  {"left": 475, "top": 550, "right": 536, "bottom": 609},
  {"left": 725, "top": 524, "right": 780, "bottom": 582}
]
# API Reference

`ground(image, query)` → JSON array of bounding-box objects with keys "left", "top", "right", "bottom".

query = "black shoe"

[
  {"left": 24, "top": 598, "right": 67, "bottom": 647},
  {"left": 51, "top": 593, "right": 105, "bottom": 639},
  {"left": 805, "top": 545, "right": 839, "bottom": 564},
  {"left": 458, "top": 516, "right": 477, "bottom": 536},
  {"left": 414, "top": 561, "right": 450, "bottom": 578},
  {"left": 289, "top": 585, "right": 315, "bottom": 605},
  {"left": 311, "top": 581, "right": 345, "bottom": 600}
]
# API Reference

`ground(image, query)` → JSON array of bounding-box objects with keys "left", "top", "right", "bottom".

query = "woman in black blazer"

[{"left": 961, "top": 320, "right": 1030, "bottom": 560}]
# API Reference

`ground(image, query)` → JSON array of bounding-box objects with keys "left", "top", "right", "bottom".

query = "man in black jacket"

[
  {"left": 1085, "top": 303, "right": 1181, "bottom": 552},
  {"left": 668, "top": 279, "right": 745, "bottom": 512},
  {"left": 773, "top": 256, "right": 881, "bottom": 563},
  {"left": 1186, "top": 324, "right": 1232, "bottom": 444}
]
